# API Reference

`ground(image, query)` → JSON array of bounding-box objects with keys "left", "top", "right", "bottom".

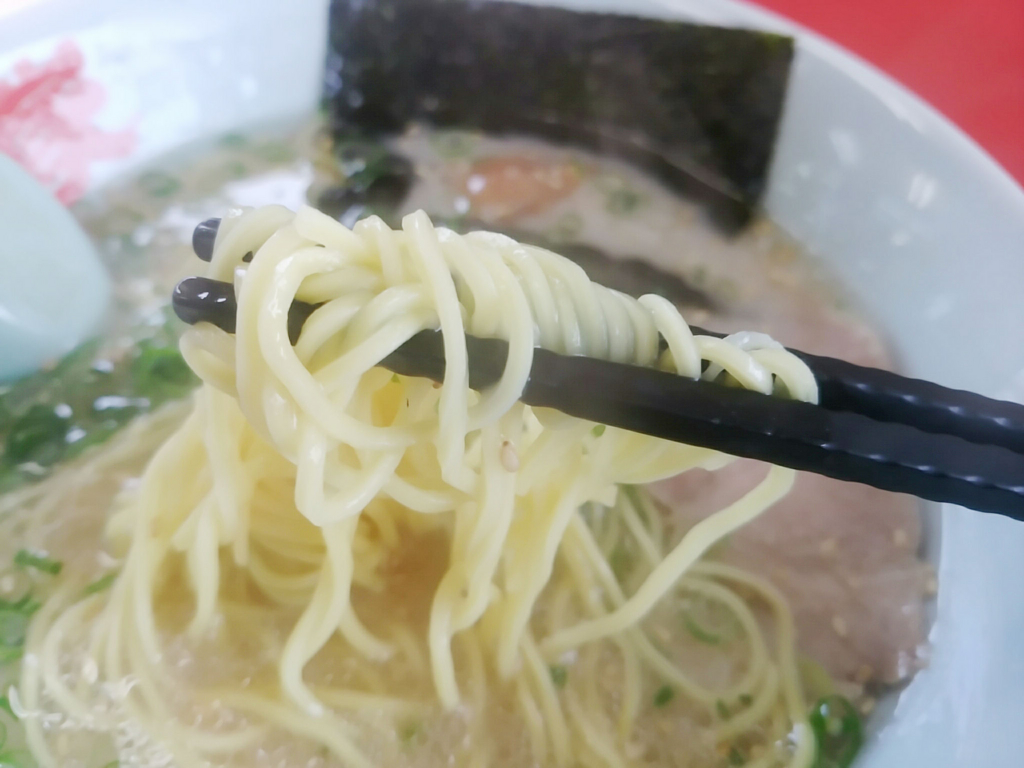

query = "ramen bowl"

[{"left": 0, "top": 0, "right": 1022, "bottom": 765}]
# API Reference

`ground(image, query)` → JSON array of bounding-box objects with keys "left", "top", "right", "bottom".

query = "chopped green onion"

[
  {"left": 0, "top": 572, "right": 43, "bottom": 666},
  {"left": 0, "top": 594, "right": 38, "bottom": 615},
  {"left": 738, "top": 693, "right": 753, "bottom": 707},
  {"left": 0, "top": 322, "right": 199, "bottom": 495},
  {"left": 0, "top": 610, "right": 29, "bottom": 646},
  {"left": 138, "top": 171, "right": 180, "bottom": 198},
  {"left": 728, "top": 746, "right": 746, "bottom": 765},
  {"left": 0, "top": 399, "right": 11, "bottom": 434},
  {"left": 549, "top": 665, "right": 568, "bottom": 688},
  {"left": 0, "top": 748, "right": 34, "bottom": 767},
  {"left": 0, "top": 697, "right": 13, "bottom": 720},
  {"left": 397, "top": 720, "right": 421, "bottom": 747},
  {"left": 5, "top": 405, "right": 70, "bottom": 464},
  {"left": 14, "top": 549, "right": 62, "bottom": 576},
  {"left": 680, "top": 592, "right": 740, "bottom": 646},
  {"left": 391, "top": 373, "right": 401, "bottom": 384},
  {"left": 591, "top": 424, "right": 606, "bottom": 437},
  {"left": 83, "top": 572, "right": 118, "bottom": 597},
  {"left": 131, "top": 345, "right": 196, "bottom": 400},
  {"left": 683, "top": 615, "right": 721, "bottom": 645},
  {"left": 2, "top": 595, "right": 38, "bottom": 615},
  {"left": 716, "top": 700, "right": 730, "bottom": 720},
  {"left": 809, "top": 696, "right": 863, "bottom": 768},
  {"left": 653, "top": 685, "right": 674, "bottom": 707},
  {"left": 606, "top": 188, "right": 644, "bottom": 216},
  {"left": 0, "top": 719, "right": 6, "bottom": 750},
  {"left": 0, "top": 612, "right": 30, "bottom": 661},
  {"left": 100, "top": 762, "right": 120, "bottom": 768}
]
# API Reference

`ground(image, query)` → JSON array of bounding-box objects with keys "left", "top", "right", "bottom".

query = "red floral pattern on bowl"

[{"left": 0, "top": 39, "right": 135, "bottom": 205}]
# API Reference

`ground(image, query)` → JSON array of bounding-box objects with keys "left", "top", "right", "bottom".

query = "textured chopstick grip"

[
  {"left": 525, "top": 346, "right": 1024, "bottom": 520},
  {"left": 793, "top": 351, "right": 1024, "bottom": 454},
  {"left": 685, "top": 325, "right": 1024, "bottom": 454}
]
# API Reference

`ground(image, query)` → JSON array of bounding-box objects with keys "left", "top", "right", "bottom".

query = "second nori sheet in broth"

[{"left": 323, "top": 0, "right": 794, "bottom": 228}]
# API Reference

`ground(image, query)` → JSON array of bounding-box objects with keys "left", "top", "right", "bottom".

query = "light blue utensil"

[{"left": 0, "top": 154, "right": 110, "bottom": 381}]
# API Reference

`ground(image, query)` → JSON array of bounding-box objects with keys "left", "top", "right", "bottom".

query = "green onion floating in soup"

[{"left": 809, "top": 696, "right": 864, "bottom": 768}]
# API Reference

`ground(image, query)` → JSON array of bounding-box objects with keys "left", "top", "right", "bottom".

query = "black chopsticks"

[{"left": 175, "top": 219, "right": 1024, "bottom": 521}]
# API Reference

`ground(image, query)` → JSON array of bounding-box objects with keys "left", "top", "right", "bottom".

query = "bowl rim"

[
  {"left": 658, "top": 0, "right": 1024, "bottom": 207},
  {"left": 1, "top": 0, "right": 1020, "bottom": 212},
  {"left": 1, "top": 1, "right": 1022, "bottom": 765}
]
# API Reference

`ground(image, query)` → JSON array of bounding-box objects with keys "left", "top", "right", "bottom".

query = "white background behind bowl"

[{"left": 1, "top": 0, "right": 1023, "bottom": 765}]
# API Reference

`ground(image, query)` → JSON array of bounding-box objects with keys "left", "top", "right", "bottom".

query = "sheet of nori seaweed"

[{"left": 323, "top": 0, "right": 794, "bottom": 228}]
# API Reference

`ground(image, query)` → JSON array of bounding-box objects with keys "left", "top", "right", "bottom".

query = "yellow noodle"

[{"left": 16, "top": 206, "right": 819, "bottom": 768}]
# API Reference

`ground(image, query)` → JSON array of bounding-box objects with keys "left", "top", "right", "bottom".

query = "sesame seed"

[
  {"left": 855, "top": 664, "right": 874, "bottom": 684},
  {"left": 819, "top": 538, "right": 837, "bottom": 556},
  {"left": 500, "top": 441, "right": 520, "bottom": 472},
  {"left": 832, "top": 615, "right": 849, "bottom": 638},
  {"left": 892, "top": 528, "right": 909, "bottom": 547}
]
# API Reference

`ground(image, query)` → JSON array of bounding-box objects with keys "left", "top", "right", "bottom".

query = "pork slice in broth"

[
  {"left": 653, "top": 299, "right": 932, "bottom": 688},
  {"left": 651, "top": 464, "right": 931, "bottom": 686}
]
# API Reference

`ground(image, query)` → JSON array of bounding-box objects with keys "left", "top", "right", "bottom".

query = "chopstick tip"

[{"left": 192, "top": 218, "right": 221, "bottom": 262}]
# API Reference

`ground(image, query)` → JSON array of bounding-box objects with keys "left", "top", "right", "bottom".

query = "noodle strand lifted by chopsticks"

[{"left": 19, "top": 206, "right": 818, "bottom": 768}]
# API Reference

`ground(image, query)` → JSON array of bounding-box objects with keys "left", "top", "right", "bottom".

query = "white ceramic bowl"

[{"left": 1, "top": 0, "right": 1022, "bottom": 764}]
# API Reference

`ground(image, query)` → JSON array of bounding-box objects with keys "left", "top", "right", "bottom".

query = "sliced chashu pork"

[
  {"left": 650, "top": 464, "right": 931, "bottom": 686},
  {"left": 651, "top": 298, "right": 933, "bottom": 687}
]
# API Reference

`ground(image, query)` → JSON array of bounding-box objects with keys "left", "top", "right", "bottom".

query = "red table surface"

[{"left": 755, "top": 0, "right": 1024, "bottom": 188}]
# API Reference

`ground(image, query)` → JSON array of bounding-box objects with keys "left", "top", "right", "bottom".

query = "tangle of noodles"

[{"left": 18, "top": 205, "right": 820, "bottom": 767}]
